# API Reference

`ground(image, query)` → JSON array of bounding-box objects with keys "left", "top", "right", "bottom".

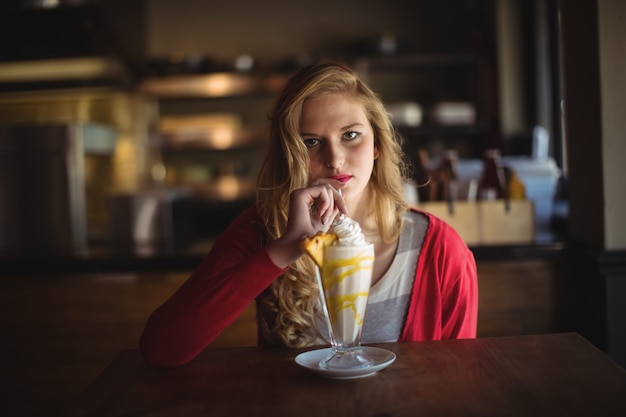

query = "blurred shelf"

[
  {"left": 188, "top": 177, "right": 257, "bottom": 203},
  {"left": 353, "top": 53, "right": 480, "bottom": 70},
  {"left": 139, "top": 72, "right": 289, "bottom": 99},
  {"left": 398, "top": 124, "right": 489, "bottom": 137},
  {"left": 159, "top": 127, "right": 268, "bottom": 151}
]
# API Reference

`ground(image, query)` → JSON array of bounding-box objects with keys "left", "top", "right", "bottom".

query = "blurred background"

[
  {"left": 0, "top": 0, "right": 624, "bottom": 415},
  {"left": 0, "top": 0, "right": 569, "bottom": 253}
]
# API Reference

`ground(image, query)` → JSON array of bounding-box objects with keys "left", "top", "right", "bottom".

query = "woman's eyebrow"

[
  {"left": 341, "top": 123, "right": 364, "bottom": 130},
  {"left": 300, "top": 122, "right": 365, "bottom": 137}
]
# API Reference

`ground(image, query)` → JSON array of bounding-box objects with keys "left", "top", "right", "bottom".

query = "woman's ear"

[{"left": 374, "top": 147, "right": 380, "bottom": 160}]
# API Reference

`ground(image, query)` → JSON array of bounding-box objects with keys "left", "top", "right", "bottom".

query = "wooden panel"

[
  {"left": 0, "top": 272, "right": 257, "bottom": 417},
  {"left": 417, "top": 200, "right": 535, "bottom": 245},
  {"left": 478, "top": 200, "right": 535, "bottom": 244},
  {"left": 476, "top": 259, "right": 577, "bottom": 337},
  {"left": 417, "top": 201, "right": 481, "bottom": 244}
]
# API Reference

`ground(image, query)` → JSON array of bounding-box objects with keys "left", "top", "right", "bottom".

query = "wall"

[
  {"left": 564, "top": 0, "right": 625, "bottom": 251},
  {"left": 560, "top": 0, "right": 626, "bottom": 367},
  {"left": 147, "top": 0, "right": 493, "bottom": 66},
  {"left": 599, "top": 0, "right": 626, "bottom": 250},
  {"left": 561, "top": 0, "right": 605, "bottom": 248}
]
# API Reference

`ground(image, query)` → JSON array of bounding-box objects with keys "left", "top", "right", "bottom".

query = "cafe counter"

[{"left": 0, "top": 238, "right": 567, "bottom": 277}]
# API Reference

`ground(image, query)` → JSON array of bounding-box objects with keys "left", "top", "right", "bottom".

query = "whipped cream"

[{"left": 331, "top": 216, "right": 369, "bottom": 247}]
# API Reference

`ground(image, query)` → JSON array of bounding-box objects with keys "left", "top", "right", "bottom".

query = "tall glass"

[{"left": 316, "top": 243, "right": 375, "bottom": 369}]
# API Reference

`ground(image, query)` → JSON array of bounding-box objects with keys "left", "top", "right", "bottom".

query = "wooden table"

[{"left": 69, "top": 333, "right": 626, "bottom": 417}]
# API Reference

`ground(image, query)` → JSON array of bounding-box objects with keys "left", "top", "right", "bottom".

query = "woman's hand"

[{"left": 266, "top": 180, "right": 347, "bottom": 268}]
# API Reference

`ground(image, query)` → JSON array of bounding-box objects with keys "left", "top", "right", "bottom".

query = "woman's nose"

[{"left": 325, "top": 146, "right": 345, "bottom": 169}]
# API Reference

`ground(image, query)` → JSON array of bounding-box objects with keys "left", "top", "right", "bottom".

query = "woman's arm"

[{"left": 139, "top": 207, "right": 287, "bottom": 367}]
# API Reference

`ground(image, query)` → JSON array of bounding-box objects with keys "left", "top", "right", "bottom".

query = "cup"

[{"left": 317, "top": 243, "right": 374, "bottom": 369}]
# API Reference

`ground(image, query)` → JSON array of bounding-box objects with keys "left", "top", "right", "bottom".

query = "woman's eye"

[
  {"left": 302, "top": 138, "right": 320, "bottom": 148},
  {"left": 344, "top": 131, "right": 359, "bottom": 140}
]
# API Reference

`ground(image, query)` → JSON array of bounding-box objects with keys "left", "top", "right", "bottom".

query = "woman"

[{"left": 140, "top": 62, "right": 478, "bottom": 367}]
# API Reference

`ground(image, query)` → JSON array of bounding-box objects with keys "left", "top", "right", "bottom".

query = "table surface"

[
  {"left": 69, "top": 333, "right": 626, "bottom": 417},
  {"left": 0, "top": 241, "right": 567, "bottom": 277}
]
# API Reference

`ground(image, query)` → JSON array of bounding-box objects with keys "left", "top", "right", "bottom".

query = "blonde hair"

[{"left": 256, "top": 62, "right": 411, "bottom": 347}]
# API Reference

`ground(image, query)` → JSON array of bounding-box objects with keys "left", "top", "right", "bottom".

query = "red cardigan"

[{"left": 140, "top": 206, "right": 478, "bottom": 367}]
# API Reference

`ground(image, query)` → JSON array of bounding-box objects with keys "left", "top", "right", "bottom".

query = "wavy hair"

[{"left": 256, "top": 62, "right": 411, "bottom": 348}]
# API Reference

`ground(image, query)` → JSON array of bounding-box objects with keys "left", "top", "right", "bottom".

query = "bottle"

[
  {"left": 505, "top": 167, "right": 526, "bottom": 200},
  {"left": 441, "top": 149, "right": 459, "bottom": 202},
  {"left": 478, "top": 149, "right": 506, "bottom": 200}
]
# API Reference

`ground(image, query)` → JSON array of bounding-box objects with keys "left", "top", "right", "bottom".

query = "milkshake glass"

[{"left": 317, "top": 242, "right": 374, "bottom": 370}]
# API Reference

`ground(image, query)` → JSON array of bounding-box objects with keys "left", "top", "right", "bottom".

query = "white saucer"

[{"left": 295, "top": 346, "right": 396, "bottom": 379}]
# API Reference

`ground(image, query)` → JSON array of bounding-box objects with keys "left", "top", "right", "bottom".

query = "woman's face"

[{"left": 299, "top": 92, "right": 378, "bottom": 211}]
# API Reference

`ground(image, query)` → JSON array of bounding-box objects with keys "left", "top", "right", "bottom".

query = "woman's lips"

[{"left": 330, "top": 174, "right": 352, "bottom": 184}]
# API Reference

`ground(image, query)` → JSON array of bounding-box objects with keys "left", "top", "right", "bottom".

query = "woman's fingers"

[
  {"left": 313, "top": 184, "right": 335, "bottom": 225},
  {"left": 285, "top": 181, "right": 348, "bottom": 242},
  {"left": 309, "top": 180, "right": 347, "bottom": 216}
]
